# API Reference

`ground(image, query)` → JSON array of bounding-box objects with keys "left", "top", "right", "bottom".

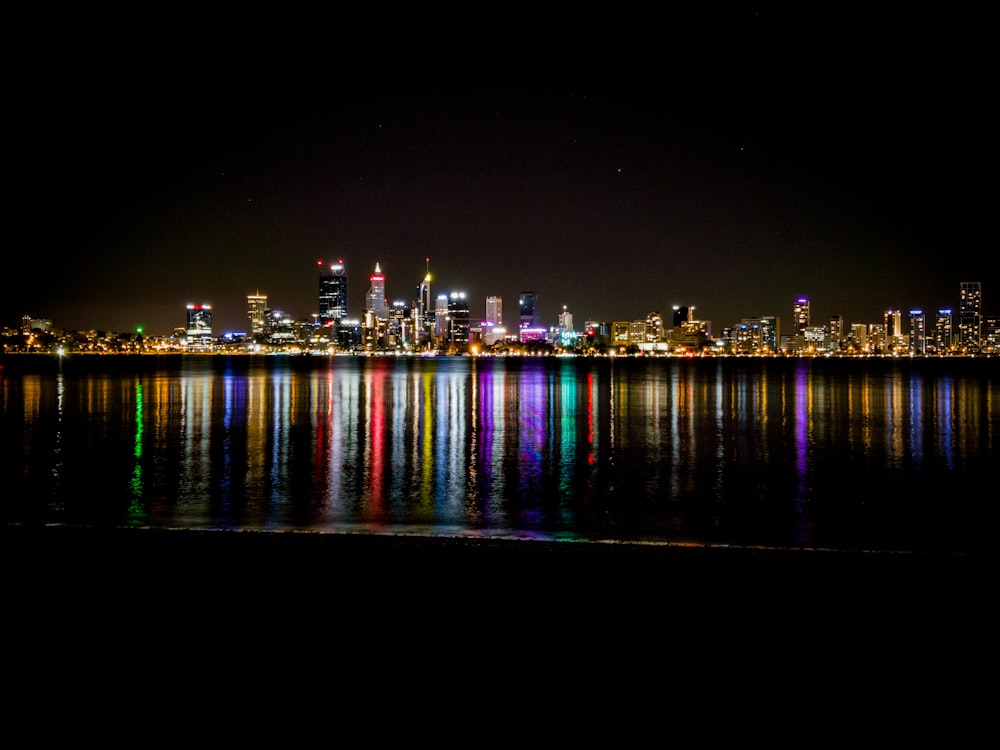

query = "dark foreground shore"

[{"left": 3, "top": 523, "right": 991, "bottom": 667}]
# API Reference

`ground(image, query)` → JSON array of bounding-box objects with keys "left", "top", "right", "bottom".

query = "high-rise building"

[
  {"left": 417, "top": 258, "right": 433, "bottom": 343},
  {"left": 672, "top": 305, "right": 693, "bottom": 328},
  {"left": 644, "top": 311, "right": 662, "bottom": 341},
  {"left": 959, "top": 281, "right": 982, "bottom": 351},
  {"left": 186, "top": 304, "right": 213, "bottom": 347},
  {"left": 984, "top": 316, "right": 999, "bottom": 353},
  {"left": 934, "top": 309, "right": 953, "bottom": 353},
  {"left": 884, "top": 309, "right": 902, "bottom": 347},
  {"left": 760, "top": 316, "right": 778, "bottom": 352},
  {"left": 388, "top": 300, "right": 409, "bottom": 349},
  {"left": 519, "top": 292, "right": 539, "bottom": 330},
  {"left": 486, "top": 295, "right": 502, "bottom": 326},
  {"left": 247, "top": 292, "right": 268, "bottom": 339},
  {"left": 868, "top": 323, "right": 886, "bottom": 353},
  {"left": 434, "top": 294, "right": 449, "bottom": 339},
  {"left": 828, "top": 315, "right": 843, "bottom": 347},
  {"left": 793, "top": 298, "right": 810, "bottom": 335},
  {"left": 849, "top": 322, "right": 868, "bottom": 351},
  {"left": 366, "top": 263, "right": 387, "bottom": 320},
  {"left": 908, "top": 309, "right": 926, "bottom": 354},
  {"left": 318, "top": 259, "right": 348, "bottom": 322},
  {"left": 447, "top": 292, "right": 470, "bottom": 346},
  {"left": 732, "top": 316, "right": 777, "bottom": 354},
  {"left": 560, "top": 306, "right": 575, "bottom": 333}
]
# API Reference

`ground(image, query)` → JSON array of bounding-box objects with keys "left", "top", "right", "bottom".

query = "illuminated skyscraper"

[
  {"left": 434, "top": 294, "right": 449, "bottom": 338},
  {"left": 935, "top": 308, "right": 953, "bottom": 353},
  {"left": 447, "top": 292, "right": 470, "bottom": 345},
  {"left": 959, "top": 281, "right": 982, "bottom": 350},
  {"left": 793, "top": 298, "right": 810, "bottom": 335},
  {"left": 486, "top": 295, "right": 502, "bottom": 326},
  {"left": 558, "top": 306, "right": 574, "bottom": 333},
  {"left": 908, "top": 309, "right": 926, "bottom": 354},
  {"left": 366, "top": 262, "right": 387, "bottom": 319},
  {"left": 884, "top": 309, "right": 902, "bottom": 344},
  {"left": 828, "top": 315, "right": 843, "bottom": 347},
  {"left": 416, "top": 258, "right": 433, "bottom": 344},
  {"left": 318, "top": 259, "right": 348, "bottom": 322},
  {"left": 644, "top": 311, "right": 662, "bottom": 341},
  {"left": 186, "top": 304, "right": 213, "bottom": 347},
  {"left": 760, "top": 316, "right": 778, "bottom": 352},
  {"left": 247, "top": 292, "right": 267, "bottom": 338},
  {"left": 850, "top": 323, "right": 868, "bottom": 351}
]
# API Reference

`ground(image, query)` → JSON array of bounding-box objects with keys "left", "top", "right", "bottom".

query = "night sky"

[{"left": 8, "top": 10, "right": 994, "bottom": 336}]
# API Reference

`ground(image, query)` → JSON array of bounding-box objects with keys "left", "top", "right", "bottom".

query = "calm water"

[{"left": 1, "top": 354, "right": 996, "bottom": 552}]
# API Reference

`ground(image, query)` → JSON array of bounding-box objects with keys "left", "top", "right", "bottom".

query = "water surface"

[{"left": 2, "top": 354, "right": 995, "bottom": 553}]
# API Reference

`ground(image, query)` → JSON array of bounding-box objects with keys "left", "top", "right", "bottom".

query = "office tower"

[
  {"left": 560, "top": 306, "right": 575, "bottom": 333},
  {"left": 959, "top": 281, "right": 982, "bottom": 350},
  {"left": 793, "top": 298, "right": 810, "bottom": 335},
  {"left": 417, "top": 258, "right": 433, "bottom": 338},
  {"left": 760, "top": 316, "right": 778, "bottom": 352},
  {"left": 519, "top": 292, "right": 539, "bottom": 330},
  {"left": 984, "top": 316, "right": 1000, "bottom": 353},
  {"left": 645, "top": 311, "right": 663, "bottom": 341},
  {"left": 247, "top": 292, "right": 268, "bottom": 338},
  {"left": 731, "top": 320, "right": 760, "bottom": 354},
  {"left": 486, "top": 295, "right": 502, "bottom": 326},
  {"left": 629, "top": 320, "right": 647, "bottom": 344},
  {"left": 318, "top": 259, "right": 348, "bottom": 322},
  {"left": 868, "top": 323, "right": 886, "bottom": 353},
  {"left": 935, "top": 309, "right": 953, "bottom": 353},
  {"left": 434, "top": 294, "right": 449, "bottom": 338},
  {"left": 186, "top": 304, "right": 213, "bottom": 345},
  {"left": 736, "top": 317, "right": 777, "bottom": 353},
  {"left": 908, "top": 309, "right": 926, "bottom": 354},
  {"left": 447, "top": 292, "right": 470, "bottom": 345},
  {"left": 884, "top": 309, "right": 902, "bottom": 344},
  {"left": 388, "top": 300, "right": 408, "bottom": 349},
  {"left": 366, "top": 262, "right": 387, "bottom": 320},
  {"left": 850, "top": 323, "right": 868, "bottom": 351},
  {"left": 828, "top": 315, "right": 843, "bottom": 346}
]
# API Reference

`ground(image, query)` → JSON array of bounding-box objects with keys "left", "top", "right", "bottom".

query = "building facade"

[
  {"left": 318, "top": 259, "right": 348, "bottom": 322},
  {"left": 366, "top": 263, "right": 387, "bottom": 320},
  {"left": 959, "top": 281, "right": 982, "bottom": 351}
]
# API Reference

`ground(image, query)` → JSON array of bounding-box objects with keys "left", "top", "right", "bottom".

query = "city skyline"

[
  {"left": 13, "top": 273, "right": 993, "bottom": 358},
  {"left": 11, "top": 255, "right": 993, "bottom": 344},
  {"left": 7, "top": 10, "right": 994, "bottom": 336}
]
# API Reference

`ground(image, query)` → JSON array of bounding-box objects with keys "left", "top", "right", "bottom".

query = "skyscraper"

[
  {"left": 559, "top": 306, "right": 574, "bottom": 333},
  {"left": 186, "top": 304, "right": 213, "bottom": 348},
  {"left": 519, "top": 292, "right": 539, "bottom": 329},
  {"left": 908, "top": 309, "right": 926, "bottom": 354},
  {"left": 884, "top": 309, "right": 902, "bottom": 345},
  {"left": 318, "top": 259, "right": 348, "bottom": 322},
  {"left": 367, "top": 262, "right": 387, "bottom": 320},
  {"left": 935, "top": 308, "right": 953, "bottom": 353},
  {"left": 959, "top": 281, "right": 982, "bottom": 351},
  {"left": 447, "top": 292, "right": 470, "bottom": 346},
  {"left": 793, "top": 298, "right": 810, "bottom": 335},
  {"left": 416, "top": 258, "right": 433, "bottom": 344},
  {"left": 434, "top": 294, "right": 449, "bottom": 339},
  {"left": 486, "top": 295, "right": 502, "bottom": 326},
  {"left": 247, "top": 292, "right": 267, "bottom": 339}
]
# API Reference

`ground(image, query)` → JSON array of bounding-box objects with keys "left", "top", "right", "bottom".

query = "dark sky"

[{"left": 8, "top": 10, "right": 994, "bottom": 336}]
